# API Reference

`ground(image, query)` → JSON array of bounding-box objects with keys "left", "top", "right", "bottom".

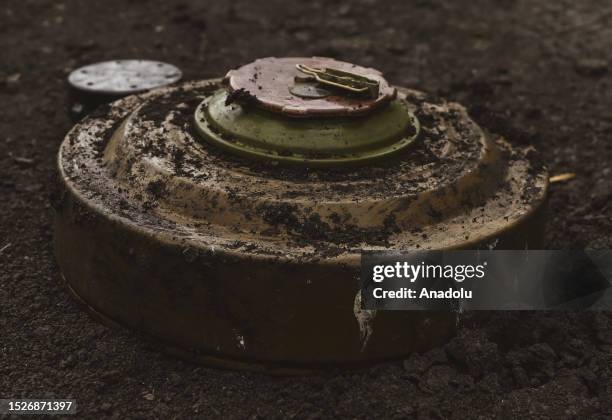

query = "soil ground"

[{"left": 1, "top": 0, "right": 612, "bottom": 418}]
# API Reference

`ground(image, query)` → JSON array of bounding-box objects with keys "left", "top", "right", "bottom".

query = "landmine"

[{"left": 54, "top": 57, "right": 548, "bottom": 372}]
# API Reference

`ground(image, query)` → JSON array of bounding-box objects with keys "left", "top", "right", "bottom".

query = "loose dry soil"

[{"left": 1, "top": 0, "right": 612, "bottom": 418}]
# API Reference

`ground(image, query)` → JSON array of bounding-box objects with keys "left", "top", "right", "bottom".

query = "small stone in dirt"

[
  {"left": 34, "top": 325, "right": 52, "bottom": 336},
  {"left": 59, "top": 355, "right": 76, "bottom": 369},
  {"left": 5, "top": 73, "right": 21, "bottom": 86},
  {"left": 337, "top": 4, "right": 352, "bottom": 16},
  {"left": 575, "top": 58, "right": 608, "bottom": 77},
  {"left": 10, "top": 154, "right": 36, "bottom": 167},
  {"left": 593, "top": 314, "right": 612, "bottom": 344},
  {"left": 511, "top": 365, "right": 530, "bottom": 388},
  {"left": 528, "top": 342, "right": 557, "bottom": 360},
  {"left": 3, "top": 74, "right": 20, "bottom": 93},
  {"left": 450, "top": 373, "right": 475, "bottom": 392},
  {"left": 445, "top": 330, "right": 499, "bottom": 378},
  {"left": 578, "top": 369, "right": 600, "bottom": 394},
  {"left": 402, "top": 352, "right": 429, "bottom": 374},
  {"left": 142, "top": 392, "right": 155, "bottom": 401},
  {"left": 477, "top": 373, "right": 500, "bottom": 394},
  {"left": 424, "top": 347, "right": 448, "bottom": 365},
  {"left": 71, "top": 103, "right": 84, "bottom": 114},
  {"left": 419, "top": 364, "right": 458, "bottom": 393}
]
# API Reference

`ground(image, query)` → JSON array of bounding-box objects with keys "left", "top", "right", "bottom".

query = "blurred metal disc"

[{"left": 68, "top": 60, "right": 182, "bottom": 96}]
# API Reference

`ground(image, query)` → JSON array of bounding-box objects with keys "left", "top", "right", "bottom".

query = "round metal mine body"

[{"left": 54, "top": 58, "right": 548, "bottom": 372}]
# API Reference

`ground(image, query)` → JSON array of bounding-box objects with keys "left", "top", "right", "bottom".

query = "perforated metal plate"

[{"left": 68, "top": 60, "right": 182, "bottom": 96}]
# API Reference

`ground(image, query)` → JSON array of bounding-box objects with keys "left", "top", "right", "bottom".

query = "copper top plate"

[{"left": 225, "top": 57, "right": 396, "bottom": 117}]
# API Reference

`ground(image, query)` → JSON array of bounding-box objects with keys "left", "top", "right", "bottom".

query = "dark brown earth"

[{"left": 1, "top": 0, "right": 612, "bottom": 418}]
